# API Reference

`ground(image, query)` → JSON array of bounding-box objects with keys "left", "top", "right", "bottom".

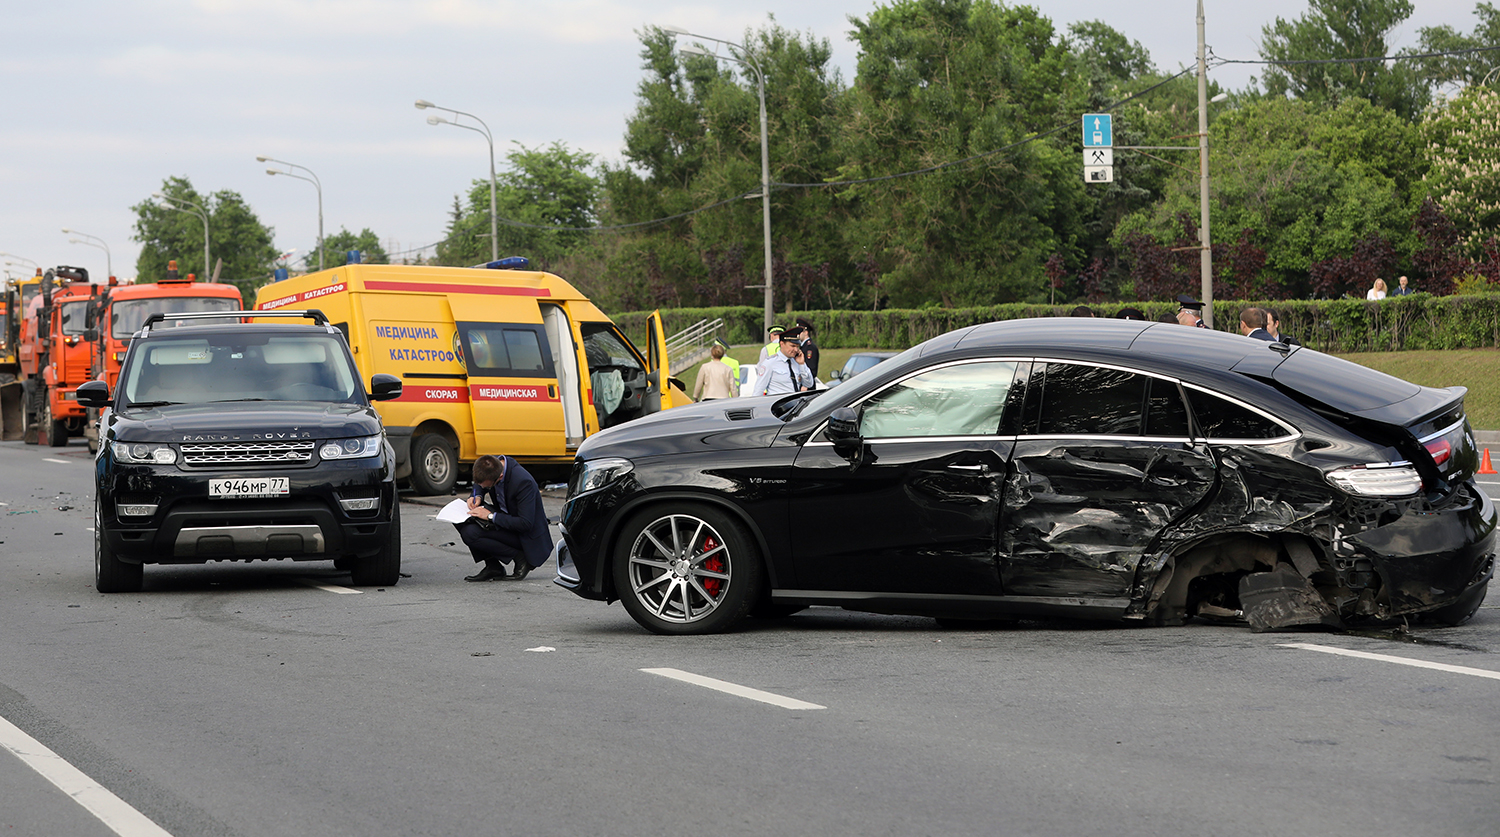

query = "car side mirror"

[
  {"left": 76, "top": 379, "right": 110, "bottom": 409},
  {"left": 830, "top": 370, "right": 842, "bottom": 381},
  {"left": 368, "top": 373, "right": 403, "bottom": 401},
  {"left": 83, "top": 327, "right": 98, "bottom": 341},
  {"left": 826, "top": 406, "right": 864, "bottom": 461}
]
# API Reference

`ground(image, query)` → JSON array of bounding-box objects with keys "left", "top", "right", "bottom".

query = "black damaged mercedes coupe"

[{"left": 553, "top": 318, "right": 1495, "bottom": 635}]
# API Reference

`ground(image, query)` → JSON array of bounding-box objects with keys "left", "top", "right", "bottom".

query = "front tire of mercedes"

[{"left": 613, "top": 504, "right": 762, "bottom": 635}]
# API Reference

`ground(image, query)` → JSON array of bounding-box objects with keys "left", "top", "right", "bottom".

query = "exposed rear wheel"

[
  {"left": 95, "top": 499, "right": 142, "bottom": 594},
  {"left": 407, "top": 434, "right": 456, "bottom": 496},
  {"left": 613, "top": 504, "right": 762, "bottom": 635},
  {"left": 351, "top": 501, "right": 401, "bottom": 586}
]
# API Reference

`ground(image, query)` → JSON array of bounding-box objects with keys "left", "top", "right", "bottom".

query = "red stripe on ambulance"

[
  {"left": 395, "top": 386, "right": 469, "bottom": 403},
  {"left": 470, "top": 384, "right": 558, "bottom": 402}
]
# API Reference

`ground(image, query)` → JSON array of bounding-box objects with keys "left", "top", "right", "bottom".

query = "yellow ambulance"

[{"left": 253, "top": 259, "right": 684, "bottom": 493}]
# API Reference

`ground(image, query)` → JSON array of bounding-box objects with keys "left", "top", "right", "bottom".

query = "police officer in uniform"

[{"left": 1175, "top": 294, "right": 1208, "bottom": 328}]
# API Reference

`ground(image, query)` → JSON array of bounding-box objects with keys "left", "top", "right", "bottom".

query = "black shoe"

[
  {"left": 509, "top": 561, "right": 531, "bottom": 581},
  {"left": 465, "top": 564, "right": 506, "bottom": 582}
]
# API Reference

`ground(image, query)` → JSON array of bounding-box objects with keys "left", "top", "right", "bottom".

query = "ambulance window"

[
  {"left": 579, "top": 323, "right": 643, "bottom": 373},
  {"left": 456, "top": 323, "right": 555, "bottom": 379}
]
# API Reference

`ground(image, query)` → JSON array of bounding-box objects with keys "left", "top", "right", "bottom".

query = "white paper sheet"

[{"left": 434, "top": 498, "right": 472, "bottom": 524}]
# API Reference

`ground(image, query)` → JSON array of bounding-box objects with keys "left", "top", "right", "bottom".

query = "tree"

[
  {"left": 1421, "top": 85, "right": 1500, "bottom": 246},
  {"left": 597, "top": 20, "right": 851, "bottom": 311},
  {"left": 835, "top": 0, "right": 1090, "bottom": 307},
  {"left": 1416, "top": 2, "right": 1500, "bottom": 91},
  {"left": 435, "top": 142, "right": 601, "bottom": 269},
  {"left": 1112, "top": 97, "right": 1425, "bottom": 297},
  {"left": 1258, "top": 0, "right": 1430, "bottom": 120},
  {"left": 317, "top": 228, "right": 389, "bottom": 268},
  {"left": 131, "top": 176, "right": 278, "bottom": 299}
]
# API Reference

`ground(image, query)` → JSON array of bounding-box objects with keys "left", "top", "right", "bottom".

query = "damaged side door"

[{"left": 1001, "top": 361, "right": 1218, "bottom": 599}]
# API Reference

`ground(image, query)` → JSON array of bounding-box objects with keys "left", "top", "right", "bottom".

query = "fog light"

[
  {"left": 338, "top": 497, "right": 379, "bottom": 512},
  {"left": 117, "top": 503, "right": 158, "bottom": 517}
]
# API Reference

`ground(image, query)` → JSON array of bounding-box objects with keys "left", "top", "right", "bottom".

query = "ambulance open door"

[
  {"left": 541, "top": 303, "right": 585, "bottom": 447},
  {"left": 643, "top": 310, "right": 669, "bottom": 414}
]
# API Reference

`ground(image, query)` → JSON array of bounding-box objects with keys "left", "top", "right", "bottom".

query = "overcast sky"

[{"left": 1, "top": 0, "right": 1484, "bottom": 283}]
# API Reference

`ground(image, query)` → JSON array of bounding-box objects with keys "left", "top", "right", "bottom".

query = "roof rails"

[{"left": 140, "top": 308, "right": 329, "bottom": 334}]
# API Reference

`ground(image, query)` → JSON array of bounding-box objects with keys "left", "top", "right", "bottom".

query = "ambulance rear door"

[{"left": 456, "top": 316, "right": 565, "bottom": 458}]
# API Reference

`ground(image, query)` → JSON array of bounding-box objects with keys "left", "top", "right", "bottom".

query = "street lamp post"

[
  {"left": 61, "top": 229, "right": 112, "bottom": 279},
  {"left": 257, "top": 156, "right": 325, "bottom": 271},
  {"left": 153, "top": 192, "right": 211, "bottom": 280},
  {"left": 0, "top": 253, "right": 38, "bottom": 269},
  {"left": 664, "top": 26, "right": 775, "bottom": 335},
  {"left": 415, "top": 99, "right": 498, "bottom": 263},
  {"left": 1196, "top": 0, "right": 1214, "bottom": 329}
]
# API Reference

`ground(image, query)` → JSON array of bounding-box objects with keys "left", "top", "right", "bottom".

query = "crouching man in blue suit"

[{"left": 457, "top": 454, "right": 553, "bottom": 581}]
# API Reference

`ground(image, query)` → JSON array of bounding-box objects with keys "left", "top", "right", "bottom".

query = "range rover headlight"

[
  {"left": 1326, "top": 464, "right": 1423, "bottom": 497},
  {"left": 574, "top": 456, "right": 634, "bottom": 495},
  {"left": 113, "top": 441, "right": 177, "bottom": 464},
  {"left": 320, "top": 435, "right": 382, "bottom": 460}
]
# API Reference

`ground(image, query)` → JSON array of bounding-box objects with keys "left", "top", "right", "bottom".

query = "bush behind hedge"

[{"left": 615, "top": 294, "right": 1500, "bottom": 354}]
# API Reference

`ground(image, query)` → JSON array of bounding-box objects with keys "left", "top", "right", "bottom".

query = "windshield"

[
  {"left": 120, "top": 333, "right": 361, "bottom": 406},
  {"left": 60, "top": 301, "right": 90, "bottom": 336},
  {"left": 112, "top": 297, "right": 240, "bottom": 339}
]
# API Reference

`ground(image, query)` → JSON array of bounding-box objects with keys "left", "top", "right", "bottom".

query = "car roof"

[{"left": 937, "top": 317, "right": 1276, "bottom": 375}]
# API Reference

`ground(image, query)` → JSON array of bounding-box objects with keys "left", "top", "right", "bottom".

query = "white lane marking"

[
  {"left": 294, "top": 578, "right": 361, "bottom": 595},
  {"left": 1281, "top": 642, "right": 1500, "bottom": 681},
  {"left": 642, "top": 667, "right": 826, "bottom": 710},
  {"left": 0, "top": 714, "right": 175, "bottom": 837},
  {"left": 43, "top": 458, "right": 69, "bottom": 464}
]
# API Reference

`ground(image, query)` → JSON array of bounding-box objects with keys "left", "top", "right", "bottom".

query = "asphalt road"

[{"left": 2, "top": 437, "right": 1498, "bottom": 837}]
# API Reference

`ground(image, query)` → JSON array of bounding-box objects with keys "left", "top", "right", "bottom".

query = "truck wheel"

[
  {"left": 95, "top": 499, "right": 143, "bottom": 594},
  {"left": 45, "top": 402, "right": 67, "bottom": 448},
  {"left": 351, "top": 503, "right": 401, "bottom": 586},
  {"left": 21, "top": 381, "right": 38, "bottom": 445},
  {"left": 408, "top": 434, "right": 456, "bottom": 495}
]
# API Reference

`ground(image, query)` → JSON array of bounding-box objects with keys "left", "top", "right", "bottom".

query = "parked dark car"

[
  {"left": 78, "top": 310, "right": 404, "bottom": 593},
  {"left": 826, "top": 351, "right": 901, "bottom": 387},
  {"left": 554, "top": 318, "right": 1495, "bottom": 635}
]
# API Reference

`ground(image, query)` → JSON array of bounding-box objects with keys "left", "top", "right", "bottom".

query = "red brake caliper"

[{"left": 700, "top": 535, "right": 724, "bottom": 598}]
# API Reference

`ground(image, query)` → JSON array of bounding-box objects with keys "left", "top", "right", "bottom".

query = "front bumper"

[{"left": 99, "top": 454, "right": 397, "bottom": 564}]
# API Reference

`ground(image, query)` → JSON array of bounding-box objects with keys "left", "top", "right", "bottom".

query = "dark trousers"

[{"left": 456, "top": 520, "right": 524, "bottom": 565}]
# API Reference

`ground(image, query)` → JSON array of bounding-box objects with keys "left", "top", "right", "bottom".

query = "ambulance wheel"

[{"left": 409, "top": 434, "right": 456, "bottom": 496}]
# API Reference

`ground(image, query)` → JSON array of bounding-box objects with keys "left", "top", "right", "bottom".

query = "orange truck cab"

[
  {"left": 81, "top": 260, "right": 243, "bottom": 451},
  {"left": 21, "top": 266, "right": 97, "bottom": 446},
  {"left": 253, "top": 258, "right": 687, "bottom": 493}
]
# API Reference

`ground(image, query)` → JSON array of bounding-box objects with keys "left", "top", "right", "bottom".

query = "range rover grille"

[{"left": 180, "top": 441, "right": 316, "bottom": 465}]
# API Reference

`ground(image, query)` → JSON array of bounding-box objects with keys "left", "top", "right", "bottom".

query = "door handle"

[
  {"left": 548, "top": 384, "right": 557, "bottom": 399},
  {"left": 947, "top": 463, "right": 988, "bottom": 473}
]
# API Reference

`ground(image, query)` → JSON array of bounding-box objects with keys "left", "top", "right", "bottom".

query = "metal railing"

[{"left": 666, "top": 318, "right": 724, "bottom": 376}]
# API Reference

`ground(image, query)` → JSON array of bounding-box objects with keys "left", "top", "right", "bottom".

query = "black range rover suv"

[{"left": 77, "top": 310, "right": 404, "bottom": 593}]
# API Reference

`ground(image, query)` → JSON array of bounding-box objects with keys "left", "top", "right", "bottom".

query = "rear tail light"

[
  {"left": 1326, "top": 464, "right": 1422, "bottom": 497},
  {"left": 1424, "top": 438, "right": 1451, "bottom": 466}
]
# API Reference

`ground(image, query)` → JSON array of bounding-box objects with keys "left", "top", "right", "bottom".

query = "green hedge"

[{"left": 616, "top": 293, "right": 1500, "bottom": 353}]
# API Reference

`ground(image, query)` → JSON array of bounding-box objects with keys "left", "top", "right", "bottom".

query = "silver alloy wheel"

[{"left": 626, "top": 513, "right": 733, "bottom": 624}]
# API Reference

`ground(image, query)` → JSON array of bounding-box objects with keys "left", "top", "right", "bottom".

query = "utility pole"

[{"left": 1197, "top": 0, "right": 1214, "bottom": 328}]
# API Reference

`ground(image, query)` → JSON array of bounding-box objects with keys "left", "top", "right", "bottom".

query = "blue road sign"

[{"left": 1083, "top": 113, "right": 1113, "bottom": 148}]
